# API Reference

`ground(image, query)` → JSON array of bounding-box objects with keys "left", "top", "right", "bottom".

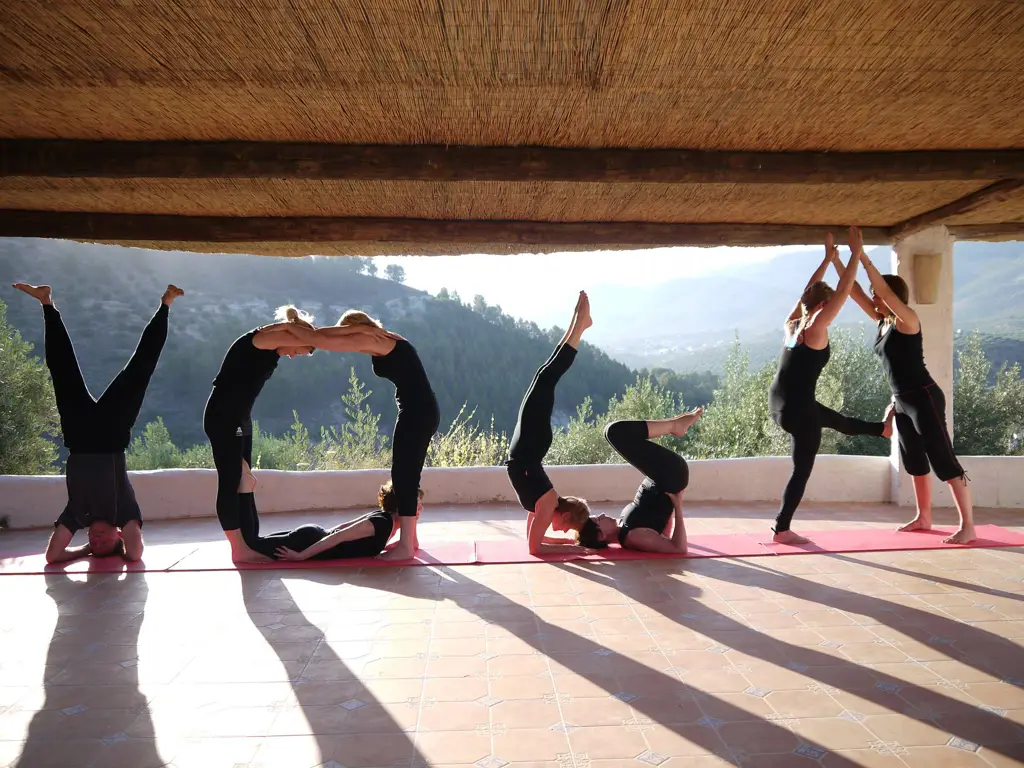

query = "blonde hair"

[
  {"left": 274, "top": 305, "right": 315, "bottom": 330},
  {"left": 378, "top": 479, "right": 424, "bottom": 514},
  {"left": 338, "top": 309, "right": 383, "bottom": 328},
  {"left": 555, "top": 496, "right": 591, "bottom": 532}
]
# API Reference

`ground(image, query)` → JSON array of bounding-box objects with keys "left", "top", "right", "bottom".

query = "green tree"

[
  {"left": 0, "top": 300, "right": 59, "bottom": 474},
  {"left": 690, "top": 339, "right": 788, "bottom": 460},
  {"left": 319, "top": 368, "right": 391, "bottom": 469},
  {"left": 954, "top": 332, "right": 1024, "bottom": 455},
  {"left": 385, "top": 264, "right": 406, "bottom": 283},
  {"left": 126, "top": 417, "right": 182, "bottom": 470}
]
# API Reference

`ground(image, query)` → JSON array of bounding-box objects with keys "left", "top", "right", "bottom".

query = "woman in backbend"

[
  {"left": 267, "top": 481, "right": 418, "bottom": 562},
  {"left": 506, "top": 291, "right": 595, "bottom": 555},
  {"left": 204, "top": 307, "right": 392, "bottom": 563},
  {"left": 276, "top": 311, "right": 440, "bottom": 561},
  {"left": 768, "top": 227, "right": 894, "bottom": 544},
  {"left": 833, "top": 249, "right": 977, "bottom": 544},
  {"left": 577, "top": 410, "right": 702, "bottom": 554},
  {"left": 13, "top": 282, "right": 183, "bottom": 564}
]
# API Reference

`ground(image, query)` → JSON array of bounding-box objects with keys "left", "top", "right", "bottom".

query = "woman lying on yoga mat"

[
  {"left": 268, "top": 311, "right": 439, "bottom": 561},
  {"left": 576, "top": 412, "right": 701, "bottom": 554},
  {"left": 832, "top": 247, "right": 976, "bottom": 544},
  {"left": 205, "top": 307, "right": 393, "bottom": 563},
  {"left": 268, "top": 482, "right": 418, "bottom": 561},
  {"left": 767, "top": 227, "right": 893, "bottom": 545},
  {"left": 507, "top": 291, "right": 595, "bottom": 555},
  {"left": 13, "top": 282, "right": 183, "bottom": 564}
]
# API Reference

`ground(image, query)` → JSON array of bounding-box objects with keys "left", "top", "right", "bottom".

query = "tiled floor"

[{"left": 1, "top": 502, "right": 1023, "bottom": 768}]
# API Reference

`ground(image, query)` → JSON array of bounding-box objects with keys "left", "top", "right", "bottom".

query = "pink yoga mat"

[
  {"left": 475, "top": 533, "right": 768, "bottom": 564},
  {"left": 760, "top": 524, "right": 1024, "bottom": 555},
  {"left": 2, "top": 526, "right": 1021, "bottom": 575},
  {"left": 0, "top": 543, "right": 201, "bottom": 576},
  {"left": 166, "top": 540, "right": 477, "bottom": 572}
]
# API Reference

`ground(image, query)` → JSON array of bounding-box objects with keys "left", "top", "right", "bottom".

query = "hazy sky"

[{"left": 374, "top": 244, "right": 822, "bottom": 326}]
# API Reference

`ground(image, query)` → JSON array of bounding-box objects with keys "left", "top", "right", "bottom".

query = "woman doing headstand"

[
  {"left": 835, "top": 250, "right": 976, "bottom": 544},
  {"left": 13, "top": 282, "right": 183, "bottom": 564},
  {"left": 578, "top": 411, "right": 703, "bottom": 553},
  {"left": 204, "top": 307, "right": 389, "bottom": 563},
  {"left": 507, "top": 291, "right": 594, "bottom": 555},
  {"left": 277, "top": 312, "right": 440, "bottom": 561},
  {"left": 768, "top": 228, "right": 893, "bottom": 544}
]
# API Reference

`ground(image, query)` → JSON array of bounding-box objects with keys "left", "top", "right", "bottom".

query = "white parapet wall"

[
  {"left": 0, "top": 454, "right": 883, "bottom": 529},
  {"left": 1, "top": 455, "right": 1019, "bottom": 530}
]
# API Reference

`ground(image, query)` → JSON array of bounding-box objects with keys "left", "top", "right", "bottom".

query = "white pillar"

[{"left": 889, "top": 225, "right": 956, "bottom": 507}]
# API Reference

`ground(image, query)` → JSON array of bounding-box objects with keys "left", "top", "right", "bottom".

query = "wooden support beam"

[
  {"left": 0, "top": 211, "right": 893, "bottom": 248},
  {"left": 3, "top": 140, "right": 1024, "bottom": 183},
  {"left": 889, "top": 180, "right": 1024, "bottom": 239},
  {"left": 946, "top": 223, "right": 1024, "bottom": 241}
]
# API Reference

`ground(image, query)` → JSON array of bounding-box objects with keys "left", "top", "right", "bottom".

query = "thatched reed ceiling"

[{"left": 1, "top": 0, "right": 1023, "bottom": 253}]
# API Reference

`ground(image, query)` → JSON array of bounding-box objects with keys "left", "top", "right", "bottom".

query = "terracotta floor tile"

[
  {"left": 2, "top": 505, "right": 1022, "bottom": 768},
  {"left": 490, "top": 728, "right": 571, "bottom": 762},
  {"left": 567, "top": 725, "right": 649, "bottom": 759},
  {"left": 899, "top": 744, "right": 993, "bottom": 767}
]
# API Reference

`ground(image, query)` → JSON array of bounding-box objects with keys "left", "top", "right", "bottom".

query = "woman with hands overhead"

[{"left": 767, "top": 228, "right": 894, "bottom": 544}]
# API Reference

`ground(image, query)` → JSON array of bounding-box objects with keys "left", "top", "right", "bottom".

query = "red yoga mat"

[
  {"left": 474, "top": 533, "right": 768, "bottom": 564},
  {"left": 2, "top": 526, "right": 1021, "bottom": 575},
  {"left": 166, "top": 541, "right": 477, "bottom": 572},
  {"left": 760, "top": 524, "right": 1024, "bottom": 555}
]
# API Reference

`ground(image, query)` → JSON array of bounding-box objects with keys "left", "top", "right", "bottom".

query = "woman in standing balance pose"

[
  {"left": 768, "top": 227, "right": 893, "bottom": 544},
  {"left": 833, "top": 249, "right": 977, "bottom": 544},
  {"left": 506, "top": 291, "right": 595, "bottom": 555},
  {"left": 273, "top": 311, "right": 440, "bottom": 560}
]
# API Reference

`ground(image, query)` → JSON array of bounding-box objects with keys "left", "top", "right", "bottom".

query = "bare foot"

[
  {"left": 576, "top": 291, "right": 593, "bottom": 332},
  {"left": 897, "top": 516, "right": 931, "bottom": 532},
  {"left": 881, "top": 402, "right": 896, "bottom": 439},
  {"left": 943, "top": 526, "right": 977, "bottom": 545},
  {"left": 378, "top": 544, "right": 416, "bottom": 562},
  {"left": 670, "top": 407, "right": 704, "bottom": 437},
  {"left": 773, "top": 530, "right": 811, "bottom": 545},
  {"left": 13, "top": 283, "right": 52, "bottom": 305},
  {"left": 162, "top": 285, "right": 185, "bottom": 306}
]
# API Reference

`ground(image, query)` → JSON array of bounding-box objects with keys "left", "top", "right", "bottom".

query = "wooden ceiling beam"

[
  {"left": 0, "top": 210, "right": 894, "bottom": 248},
  {"left": 889, "top": 180, "right": 1024, "bottom": 239},
  {"left": 3, "top": 140, "right": 1024, "bottom": 183}
]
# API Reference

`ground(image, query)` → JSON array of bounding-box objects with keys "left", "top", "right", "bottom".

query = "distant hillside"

[
  {"left": 1, "top": 239, "right": 650, "bottom": 449},
  {"left": 594, "top": 241, "right": 1024, "bottom": 373}
]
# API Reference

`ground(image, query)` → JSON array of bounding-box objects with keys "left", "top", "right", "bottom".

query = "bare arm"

[
  {"left": 121, "top": 520, "right": 144, "bottom": 562},
  {"left": 809, "top": 226, "right": 864, "bottom": 331},
  {"left": 527, "top": 491, "right": 588, "bottom": 555},
  {"left": 786, "top": 234, "right": 836, "bottom": 327},
  {"left": 860, "top": 253, "right": 921, "bottom": 333},
  {"left": 831, "top": 252, "right": 883, "bottom": 321},
  {"left": 45, "top": 526, "right": 90, "bottom": 564},
  {"left": 276, "top": 518, "right": 377, "bottom": 560},
  {"left": 251, "top": 328, "right": 311, "bottom": 350}
]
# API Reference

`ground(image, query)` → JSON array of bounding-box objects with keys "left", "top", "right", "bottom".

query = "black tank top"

[
  {"left": 769, "top": 339, "right": 830, "bottom": 411},
  {"left": 372, "top": 339, "right": 437, "bottom": 411},
  {"left": 209, "top": 329, "right": 280, "bottom": 414},
  {"left": 873, "top": 322, "right": 933, "bottom": 394}
]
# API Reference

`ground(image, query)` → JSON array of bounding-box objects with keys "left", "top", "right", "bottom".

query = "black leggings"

[
  {"left": 390, "top": 401, "right": 441, "bottom": 517},
  {"left": 509, "top": 343, "right": 577, "bottom": 464},
  {"left": 45, "top": 303, "right": 168, "bottom": 453},
  {"left": 894, "top": 384, "right": 965, "bottom": 482},
  {"left": 203, "top": 404, "right": 253, "bottom": 533},
  {"left": 605, "top": 420, "right": 688, "bottom": 495},
  {"left": 772, "top": 403, "right": 884, "bottom": 533}
]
